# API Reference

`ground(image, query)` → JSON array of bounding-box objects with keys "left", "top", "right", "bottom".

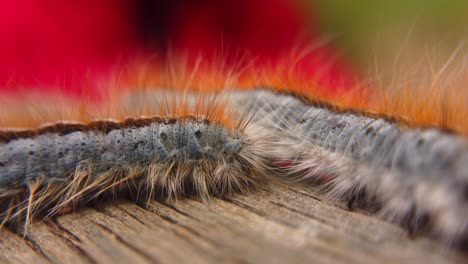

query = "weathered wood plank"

[
  {"left": 0, "top": 182, "right": 466, "bottom": 263},
  {"left": 0, "top": 229, "right": 49, "bottom": 264}
]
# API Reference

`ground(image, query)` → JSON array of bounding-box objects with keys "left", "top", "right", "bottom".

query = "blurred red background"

[{"left": 0, "top": 0, "right": 356, "bottom": 98}]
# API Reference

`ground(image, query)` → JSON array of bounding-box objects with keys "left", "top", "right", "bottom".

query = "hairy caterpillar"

[
  {"left": 0, "top": 91, "right": 273, "bottom": 231},
  {"left": 227, "top": 89, "right": 468, "bottom": 246}
]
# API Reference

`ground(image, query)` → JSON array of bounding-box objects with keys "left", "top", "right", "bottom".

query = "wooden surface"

[{"left": 0, "top": 182, "right": 465, "bottom": 264}]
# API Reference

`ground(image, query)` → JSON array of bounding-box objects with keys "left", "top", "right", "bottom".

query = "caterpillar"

[
  {"left": 0, "top": 90, "right": 274, "bottom": 231},
  {"left": 227, "top": 89, "right": 468, "bottom": 246},
  {"left": 1, "top": 0, "right": 467, "bottom": 252}
]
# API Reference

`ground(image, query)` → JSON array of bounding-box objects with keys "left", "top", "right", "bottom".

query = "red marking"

[{"left": 52, "top": 205, "right": 74, "bottom": 216}]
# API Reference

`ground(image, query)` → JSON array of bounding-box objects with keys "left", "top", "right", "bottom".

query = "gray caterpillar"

[
  {"left": 0, "top": 116, "right": 270, "bottom": 229},
  {"left": 1, "top": 88, "right": 467, "bottom": 248},
  {"left": 227, "top": 89, "right": 468, "bottom": 246}
]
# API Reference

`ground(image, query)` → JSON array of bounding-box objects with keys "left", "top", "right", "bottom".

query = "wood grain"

[{"left": 0, "top": 182, "right": 465, "bottom": 264}]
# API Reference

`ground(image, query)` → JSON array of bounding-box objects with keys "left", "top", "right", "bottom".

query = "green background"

[{"left": 312, "top": 0, "right": 468, "bottom": 65}]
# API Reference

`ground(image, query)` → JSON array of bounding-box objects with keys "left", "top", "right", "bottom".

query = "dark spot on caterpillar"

[
  {"left": 117, "top": 140, "right": 121, "bottom": 144},
  {"left": 366, "top": 127, "right": 374, "bottom": 136},
  {"left": 459, "top": 182, "right": 468, "bottom": 200},
  {"left": 160, "top": 132, "right": 168, "bottom": 140},
  {"left": 347, "top": 187, "right": 366, "bottom": 210},
  {"left": 168, "top": 118, "right": 177, "bottom": 124},
  {"left": 58, "top": 152, "right": 64, "bottom": 158},
  {"left": 404, "top": 206, "right": 430, "bottom": 238},
  {"left": 195, "top": 130, "right": 203, "bottom": 138},
  {"left": 300, "top": 119, "right": 306, "bottom": 124},
  {"left": 0, "top": 161, "right": 4, "bottom": 167},
  {"left": 81, "top": 142, "right": 86, "bottom": 146},
  {"left": 350, "top": 142, "right": 356, "bottom": 153},
  {"left": 417, "top": 138, "right": 424, "bottom": 148},
  {"left": 133, "top": 143, "right": 139, "bottom": 150},
  {"left": 28, "top": 151, "right": 35, "bottom": 155},
  {"left": 333, "top": 123, "right": 345, "bottom": 130},
  {"left": 394, "top": 154, "right": 408, "bottom": 170}
]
